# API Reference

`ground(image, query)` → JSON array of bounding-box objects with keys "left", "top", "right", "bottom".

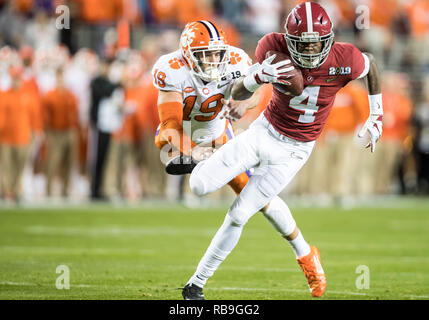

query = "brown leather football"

[{"left": 265, "top": 50, "right": 304, "bottom": 96}]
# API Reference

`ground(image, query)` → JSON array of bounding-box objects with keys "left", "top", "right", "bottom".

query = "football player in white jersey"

[
  {"left": 151, "top": 21, "right": 296, "bottom": 300},
  {"left": 152, "top": 20, "right": 256, "bottom": 193}
]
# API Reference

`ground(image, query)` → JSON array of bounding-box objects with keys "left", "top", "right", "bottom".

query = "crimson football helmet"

[
  {"left": 180, "top": 20, "right": 230, "bottom": 82},
  {"left": 285, "top": 2, "right": 334, "bottom": 69}
]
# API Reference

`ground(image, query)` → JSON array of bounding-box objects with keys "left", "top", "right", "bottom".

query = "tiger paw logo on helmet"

[
  {"left": 180, "top": 23, "right": 197, "bottom": 49},
  {"left": 230, "top": 52, "right": 241, "bottom": 65},
  {"left": 169, "top": 58, "right": 184, "bottom": 70}
]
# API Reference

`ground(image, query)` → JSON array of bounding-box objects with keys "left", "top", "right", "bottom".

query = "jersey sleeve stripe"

[{"left": 357, "top": 53, "right": 370, "bottom": 79}]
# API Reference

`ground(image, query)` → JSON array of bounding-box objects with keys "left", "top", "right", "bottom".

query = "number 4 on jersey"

[{"left": 289, "top": 86, "right": 320, "bottom": 123}]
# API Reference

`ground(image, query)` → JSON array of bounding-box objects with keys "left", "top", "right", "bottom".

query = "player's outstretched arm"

[
  {"left": 157, "top": 90, "right": 196, "bottom": 155},
  {"left": 231, "top": 55, "right": 294, "bottom": 101},
  {"left": 358, "top": 52, "right": 383, "bottom": 153},
  {"left": 220, "top": 89, "right": 261, "bottom": 121},
  {"left": 230, "top": 76, "right": 254, "bottom": 101},
  {"left": 364, "top": 53, "right": 381, "bottom": 95},
  {"left": 157, "top": 90, "right": 214, "bottom": 162}
]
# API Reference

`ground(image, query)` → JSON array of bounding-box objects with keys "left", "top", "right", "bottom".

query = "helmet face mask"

[
  {"left": 190, "top": 46, "right": 229, "bottom": 82},
  {"left": 285, "top": 32, "right": 334, "bottom": 69},
  {"left": 284, "top": 2, "right": 334, "bottom": 69},
  {"left": 181, "top": 21, "right": 230, "bottom": 82}
]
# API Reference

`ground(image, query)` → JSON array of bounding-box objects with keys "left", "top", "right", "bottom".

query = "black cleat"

[
  {"left": 165, "top": 154, "right": 198, "bottom": 175},
  {"left": 182, "top": 283, "right": 204, "bottom": 300}
]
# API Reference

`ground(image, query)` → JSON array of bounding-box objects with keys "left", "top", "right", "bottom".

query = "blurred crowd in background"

[{"left": 0, "top": 0, "right": 429, "bottom": 206}]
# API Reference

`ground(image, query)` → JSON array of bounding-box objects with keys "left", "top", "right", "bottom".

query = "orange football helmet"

[{"left": 180, "top": 20, "right": 229, "bottom": 82}]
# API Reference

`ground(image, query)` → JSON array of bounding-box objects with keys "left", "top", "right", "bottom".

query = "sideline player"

[{"left": 185, "top": 2, "right": 383, "bottom": 299}]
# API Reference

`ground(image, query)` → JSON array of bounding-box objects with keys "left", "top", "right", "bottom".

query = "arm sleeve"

[
  {"left": 350, "top": 45, "right": 369, "bottom": 80},
  {"left": 157, "top": 101, "right": 196, "bottom": 155}
]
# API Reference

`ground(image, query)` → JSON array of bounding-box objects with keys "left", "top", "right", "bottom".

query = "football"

[{"left": 265, "top": 50, "right": 304, "bottom": 96}]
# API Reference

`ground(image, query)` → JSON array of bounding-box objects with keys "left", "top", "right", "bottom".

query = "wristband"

[{"left": 369, "top": 93, "right": 383, "bottom": 114}]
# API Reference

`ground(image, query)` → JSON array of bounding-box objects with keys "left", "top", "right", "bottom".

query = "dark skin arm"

[
  {"left": 363, "top": 52, "right": 381, "bottom": 95},
  {"left": 231, "top": 76, "right": 254, "bottom": 101}
]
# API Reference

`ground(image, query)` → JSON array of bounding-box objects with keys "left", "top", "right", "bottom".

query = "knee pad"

[
  {"left": 189, "top": 168, "right": 207, "bottom": 197},
  {"left": 227, "top": 206, "right": 251, "bottom": 227},
  {"left": 189, "top": 174, "right": 206, "bottom": 196}
]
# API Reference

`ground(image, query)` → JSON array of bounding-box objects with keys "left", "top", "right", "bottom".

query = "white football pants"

[{"left": 190, "top": 113, "right": 315, "bottom": 226}]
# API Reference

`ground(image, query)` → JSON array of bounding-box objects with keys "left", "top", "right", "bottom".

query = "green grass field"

[{"left": 1, "top": 199, "right": 429, "bottom": 300}]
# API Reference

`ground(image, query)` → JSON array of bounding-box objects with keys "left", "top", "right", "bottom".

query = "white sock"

[
  {"left": 288, "top": 231, "right": 311, "bottom": 258},
  {"left": 262, "top": 196, "right": 297, "bottom": 237},
  {"left": 188, "top": 215, "right": 243, "bottom": 288}
]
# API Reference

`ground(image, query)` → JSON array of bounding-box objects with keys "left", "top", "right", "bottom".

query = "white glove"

[
  {"left": 358, "top": 114, "right": 383, "bottom": 152},
  {"left": 243, "top": 54, "right": 295, "bottom": 92}
]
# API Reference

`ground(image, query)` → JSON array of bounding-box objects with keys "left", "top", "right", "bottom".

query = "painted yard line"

[
  {"left": 24, "top": 226, "right": 218, "bottom": 237},
  {"left": 0, "top": 246, "right": 155, "bottom": 255},
  {"left": 0, "top": 281, "right": 38, "bottom": 286}
]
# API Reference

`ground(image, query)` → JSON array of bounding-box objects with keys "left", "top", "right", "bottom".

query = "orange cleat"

[{"left": 297, "top": 245, "right": 326, "bottom": 297}]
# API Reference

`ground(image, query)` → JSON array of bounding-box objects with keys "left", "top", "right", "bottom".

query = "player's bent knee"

[
  {"left": 227, "top": 207, "right": 251, "bottom": 227},
  {"left": 189, "top": 171, "right": 207, "bottom": 196}
]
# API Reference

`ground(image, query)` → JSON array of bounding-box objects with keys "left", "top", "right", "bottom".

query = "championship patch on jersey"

[
  {"left": 328, "top": 66, "right": 351, "bottom": 76},
  {"left": 326, "top": 66, "right": 351, "bottom": 82}
]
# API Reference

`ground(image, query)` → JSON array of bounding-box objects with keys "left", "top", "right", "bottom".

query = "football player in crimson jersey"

[
  {"left": 185, "top": 2, "right": 382, "bottom": 299},
  {"left": 152, "top": 21, "right": 298, "bottom": 300}
]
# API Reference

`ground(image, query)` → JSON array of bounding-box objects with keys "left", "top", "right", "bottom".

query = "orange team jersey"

[
  {"left": 324, "top": 82, "right": 368, "bottom": 134},
  {"left": 112, "top": 87, "right": 140, "bottom": 142},
  {"left": 78, "top": 0, "right": 123, "bottom": 23},
  {"left": 369, "top": 0, "right": 398, "bottom": 28},
  {"left": 152, "top": 45, "right": 252, "bottom": 146},
  {"left": 381, "top": 91, "right": 413, "bottom": 142},
  {"left": 136, "top": 74, "right": 160, "bottom": 138},
  {"left": 407, "top": 0, "right": 429, "bottom": 37},
  {"left": 43, "top": 88, "right": 79, "bottom": 131},
  {"left": 0, "top": 88, "right": 39, "bottom": 145},
  {"left": 149, "top": 0, "right": 176, "bottom": 24},
  {"left": 22, "top": 74, "right": 44, "bottom": 134},
  {"left": 0, "top": 91, "right": 4, "bottom": 132}
]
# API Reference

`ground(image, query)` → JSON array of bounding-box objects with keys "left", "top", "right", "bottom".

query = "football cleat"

[
  {"left": 165, "top": 154, "right": 198, "bottom": 175},
  {"left": 297, "top": 245, "right": 326, "bottom": 297},
  {"left": 182, "top": 283, "right": 205, "bottom": 300}
]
